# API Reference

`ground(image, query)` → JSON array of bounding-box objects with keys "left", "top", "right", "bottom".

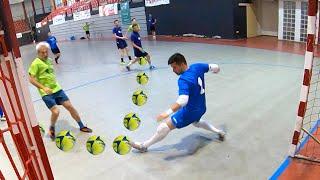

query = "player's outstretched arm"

[{"left": 157, "top": 95, "right": 189, "bottom": 121}]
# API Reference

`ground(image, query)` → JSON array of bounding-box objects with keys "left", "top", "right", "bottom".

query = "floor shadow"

[{"left": 132, "top": 132, "right": 223, "bottom": 161}]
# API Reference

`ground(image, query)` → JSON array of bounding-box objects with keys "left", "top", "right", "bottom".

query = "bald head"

[{"left": 36, "top": 42, "right": 50, "bottom": 60}]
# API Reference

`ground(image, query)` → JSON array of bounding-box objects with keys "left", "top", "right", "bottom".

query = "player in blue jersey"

[
  {"left": 46, "top": 32, "right": 60, "bottom": 64},
  {"left": 113, "top": 20, "right": 132, "bottom": 64},
  {"left": 126, "top": 24, "right": 155, "bottom": 71},
  {"left": 130, "top": 53, "right": 226, "bottom": 152}
]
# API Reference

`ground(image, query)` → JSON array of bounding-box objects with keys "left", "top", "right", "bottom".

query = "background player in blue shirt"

[
  {"left": 126, "top": 24, "right": 155, "bottom": 71},
  {"left": 112, "top": 20, "right": 132, "bottom": 64},
  {"left": 148, "top": 14, "right": 157, "bottom": 40},
  {"left": 130, "top": 53, "right": 226, "bottom": 152},
  {"left": 46, "top": 32, "right": 60, "bottom": 64}
]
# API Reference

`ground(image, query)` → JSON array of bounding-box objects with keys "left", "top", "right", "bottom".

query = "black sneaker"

[
  {"left": 49, "top": 126, "right": 55, "bottom": 141},
  {"left": 80, "top": 127, "right": 93, "bottom": 133}
]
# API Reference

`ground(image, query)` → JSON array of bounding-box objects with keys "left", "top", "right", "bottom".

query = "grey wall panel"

[{"left": 49, "top": 7, "right": 147, "bottom": 41}]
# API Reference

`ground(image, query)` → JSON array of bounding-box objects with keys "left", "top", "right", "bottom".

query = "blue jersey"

[
  {"left": 130, "top": 32, "right": 142, "bottom": 53},
  {"left": 46, "top": 36, "right": 58, "bottom": 49},
  {"left": 112, "top": 26, "right": 124, "bottom": 42},
  {"left": 178, "top": 63, "right": 209, "bottom": 114},
  {"left": 148, "top": 18, "right": 155, "bottom": 27}
]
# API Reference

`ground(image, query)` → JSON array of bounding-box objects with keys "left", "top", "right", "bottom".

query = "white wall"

[
  {"left": 49, "top": 7, "right": 148, "bottom": 40},
  {"left": 253, "top": 0, "right": 279, "bottom": 36},
  {"left": 278, "top": 0, "right": 317, "bottom": 42}
]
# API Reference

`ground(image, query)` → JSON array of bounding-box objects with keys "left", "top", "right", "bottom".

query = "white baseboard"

[{"left": 260, "top": 30, "right": 278, "bottom": 36}]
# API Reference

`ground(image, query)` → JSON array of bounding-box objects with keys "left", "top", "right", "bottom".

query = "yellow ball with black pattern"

[
  {"left": 112, "top": 135, "right": 131, "bottom": 155},
  {"left": 86, "top": 135, "right": 105, "bottom": 155},
  {"left": 123, "top": 113, "right": 141, "bottom": 131},
  {"left": 132, "top": 90, "right": 147, "bottom": 106},
  {"left": 136, "top": 72, "right": 149, "bottom": 85},
  {"left": 55, "top": 130, "right": 76, "bottom": 152},
  {"left": 138, "top": 56, "right": 148, "bottom": 66}
]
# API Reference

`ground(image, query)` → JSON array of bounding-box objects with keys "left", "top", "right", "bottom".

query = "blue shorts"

[
  {"left": 116, "top": 40, "right": 127, "bottom": 49},
  {"left": 171, "top": 109, "right": 206, "bottom": 129},
  {"left": 42, "top": 90, "right": 69, "bottom": 109}
]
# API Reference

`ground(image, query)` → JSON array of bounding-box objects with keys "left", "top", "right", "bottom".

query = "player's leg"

[
  {"left": 145, "top": 54, "right": 155, "bottom": 70},
  {"left": 126, "top": 56, "right": 139, "bottom": 71},
  {"left": 49, "top": 106, "right": 59, "bottom": 140},
  {"left": 130, "top": 118, "right": 174, "bottom": 152},
  {"left": 124, "top": 47, "right": 132, "bottom": 61},
  {"left": 55, "top": 52, "right": 61, "bottom": 64},
  {"left": 192, "top": 119, "right": 226, "bottom": 141},
  {"left": 119, "top": 48, "right": 125, "bottom": 64},
  {"left": 56, "top": 90, "right": 92, "bottom": 133},
  {"left": 42, "top": 94, "right": 59, "bottom": 140}
]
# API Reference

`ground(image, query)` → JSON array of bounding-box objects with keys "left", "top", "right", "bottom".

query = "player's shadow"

[{"left": 148, "top": 132, "right": 222, "bottom": 161}]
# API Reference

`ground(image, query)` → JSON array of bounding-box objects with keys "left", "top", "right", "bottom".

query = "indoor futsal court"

[{"left": 0, "top": 0, "right": 320, "bottom": 180}]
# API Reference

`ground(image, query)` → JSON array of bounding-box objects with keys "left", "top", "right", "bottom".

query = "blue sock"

[
  {"left": 77, "top": 121, "right": 84, "bottom": 129},
  {"left": 0, "top": 107, "right": 3, "bottom": 118}
]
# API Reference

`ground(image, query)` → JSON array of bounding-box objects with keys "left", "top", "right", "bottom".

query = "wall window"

[
  {"left": 300, "top": 2, "right": 308, "bottom": 42},
  {"left": 283, "top": 1, "right": 296, "bottom": 41}
]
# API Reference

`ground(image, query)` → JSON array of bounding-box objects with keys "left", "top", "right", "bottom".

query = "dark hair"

[
  {"left": 168, "top": 53, "right": 187, "bottom": 65},
  {"left": 114, "top": 19, "right": 119, "bottom": 23},
  {"left": 132, "top": 24, "right": 139, "bottom": 28},
  {"left": 131, "top": 18, "right": 136, "bottom": 21}
]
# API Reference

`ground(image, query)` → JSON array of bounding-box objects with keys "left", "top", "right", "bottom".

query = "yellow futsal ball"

[
  {"left": 123, "top": 113, "right": 141, "bottom": 131},
  {"left": 112, "top": 135, "right": 132, "bottom": 155},
  {"left": 136, "top": 72, "right": 149, "bottom": 85},
  {"left": 132, "top": 90, "right": 148, "bottom": 106},
  {"left": 55, "top": 130, "right": 76, "bottom": 152},
  {"left": 39, "top": 124, "right": 45, "bottom": 137},
  {"left": 86, "top": 135, "right": 105, "bottom": 155},
  {"left": 139, "top": 56, "right": 148, "bottom": 65}
]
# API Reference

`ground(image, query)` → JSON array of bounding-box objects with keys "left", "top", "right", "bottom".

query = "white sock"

[
  {"left": 143, "top": 122, "right": 171, "bottom": 148},
  {"left": 193, "top": 120, "right": 222, "bottom": 134},
  {"left": 127, "top": 60, "right": 133, "bottom": 67}
]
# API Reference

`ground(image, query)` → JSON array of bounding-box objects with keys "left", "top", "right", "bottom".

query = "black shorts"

[
  {"left": 150, "top": 25, "right": 156, "bottom": 32},
  {"left": 116, "top": 40, "right": 128, "bottom": 49},
  {"left": 134, "top": 50, "right": 148, "bottom": 58},
  {"left": 86, "top": 31, "right": 90, "bottom": 35},
  {"left": 51, "top": 48, "right": 60, "bottom": 54}
]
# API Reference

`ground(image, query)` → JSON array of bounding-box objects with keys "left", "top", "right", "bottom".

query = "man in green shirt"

[
  {"left": 29, "top": 42, "right": 92, "bottom": 140},
  {"left": 83, "top": 22, "right": 91, "bottom": 40},
  {"left": 126, "top": 18, "right": 140, "bottom": 37}
]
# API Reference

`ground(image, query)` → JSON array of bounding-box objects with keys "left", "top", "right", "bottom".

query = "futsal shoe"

[
  {"left": 218, "top": 131, "right": 226, "bottom": 141},
  {"left": 80, "top": 126, "right": 93, "bottom": 133},
  {"left": 0, "top": 115, "right": 6, "bottom": 121},
  {"left": 149, "top": 65, "right": 156, "bottom": 70},
  {"left": 129, "top": 141, "right": 148, "bottom": 153},
  {"left": 120, "top": 61, "right": 126, "bottom": 65}
]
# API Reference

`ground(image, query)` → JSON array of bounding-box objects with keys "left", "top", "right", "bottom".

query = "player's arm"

[
  {"left": 29, "top": 75, "right": 53, "bottom": 94},
  {"left": 113, "top": 33, "right": 125, "bottom": 40},
  {"left": 157, "top": 95, "right": 189, "bottom": 121}
]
